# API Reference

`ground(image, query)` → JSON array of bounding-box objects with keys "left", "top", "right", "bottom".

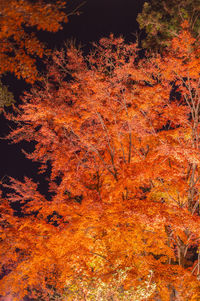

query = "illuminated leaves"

[
  {"left": 0, "top": 0, "right": 67, "bottom": 83},
  {"left": 1, "top": 27, "right": 200, "bottom": 299}
]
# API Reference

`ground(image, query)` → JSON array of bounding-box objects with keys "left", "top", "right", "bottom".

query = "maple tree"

[
  {"left": 1, "top": 24, "right": 200, "bottom": 300},
  {"left": 0, "top": 0, "right": 69, "bottom": 109},
  {"left": 0, "top": 0, "right": 68, "bottom": 83}
]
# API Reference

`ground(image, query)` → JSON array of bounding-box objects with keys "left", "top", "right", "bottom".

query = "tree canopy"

[
  {"left": 0, "top": 0, "right": 68, "bottom": 109},
  {"left": 0, "top": 0, "right": 68, "bottom": 83},
  {"left": 137, "top": 0, "right": 200, "bottom": 51},
  {"left": 1, "top": 25, "right": 200, "bottom": 300}
]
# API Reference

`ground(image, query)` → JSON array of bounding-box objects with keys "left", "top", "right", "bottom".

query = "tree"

[
  {"left": 137, "top": 0, "right": 200, "bottom": 51},
  {"left": 1, "top": 27, "right": 200, "bottom": 299},
  {"left": 0, "top": 0, "right": 69, "bottom": 109},
  {"left": 0, "top": 0, "right": 68, "bottom": 83}
]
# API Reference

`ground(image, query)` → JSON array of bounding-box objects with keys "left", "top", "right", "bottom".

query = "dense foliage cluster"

[
  {"left": 137, "top": 0, "right": 200, "bottom": 51},
  {"left": 0, "top": 0, "right": 68, "bottom": 108},
  {"left": 1, "top": 24, "right": 200, "bottom": 300},
  {"left": 1, "top": 1, "right": 200, "bottom": 300},
  {"left": 0, "top": 0, "right": 67, "bottom": 82}
]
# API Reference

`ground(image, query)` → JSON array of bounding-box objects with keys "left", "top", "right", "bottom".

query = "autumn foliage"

[
  {"left": 0, "top": 0, "right": 67, "bottom": 83},
  {"left": 1, "top": 24, "right": 200, "bottom": 300}
]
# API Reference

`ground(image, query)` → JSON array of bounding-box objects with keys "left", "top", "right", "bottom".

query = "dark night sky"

[{"left": 0, "top": 0, "right": 145, "bottom": 190}]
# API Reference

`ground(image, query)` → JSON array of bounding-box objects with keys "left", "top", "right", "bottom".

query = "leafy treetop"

[{"left": 1, "top": 27, "right": 200, "bottom": 300}]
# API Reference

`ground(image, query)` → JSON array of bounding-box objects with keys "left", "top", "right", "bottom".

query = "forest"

[{"left": 1, "top": 0, "right": 200, "bottom": 300}]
